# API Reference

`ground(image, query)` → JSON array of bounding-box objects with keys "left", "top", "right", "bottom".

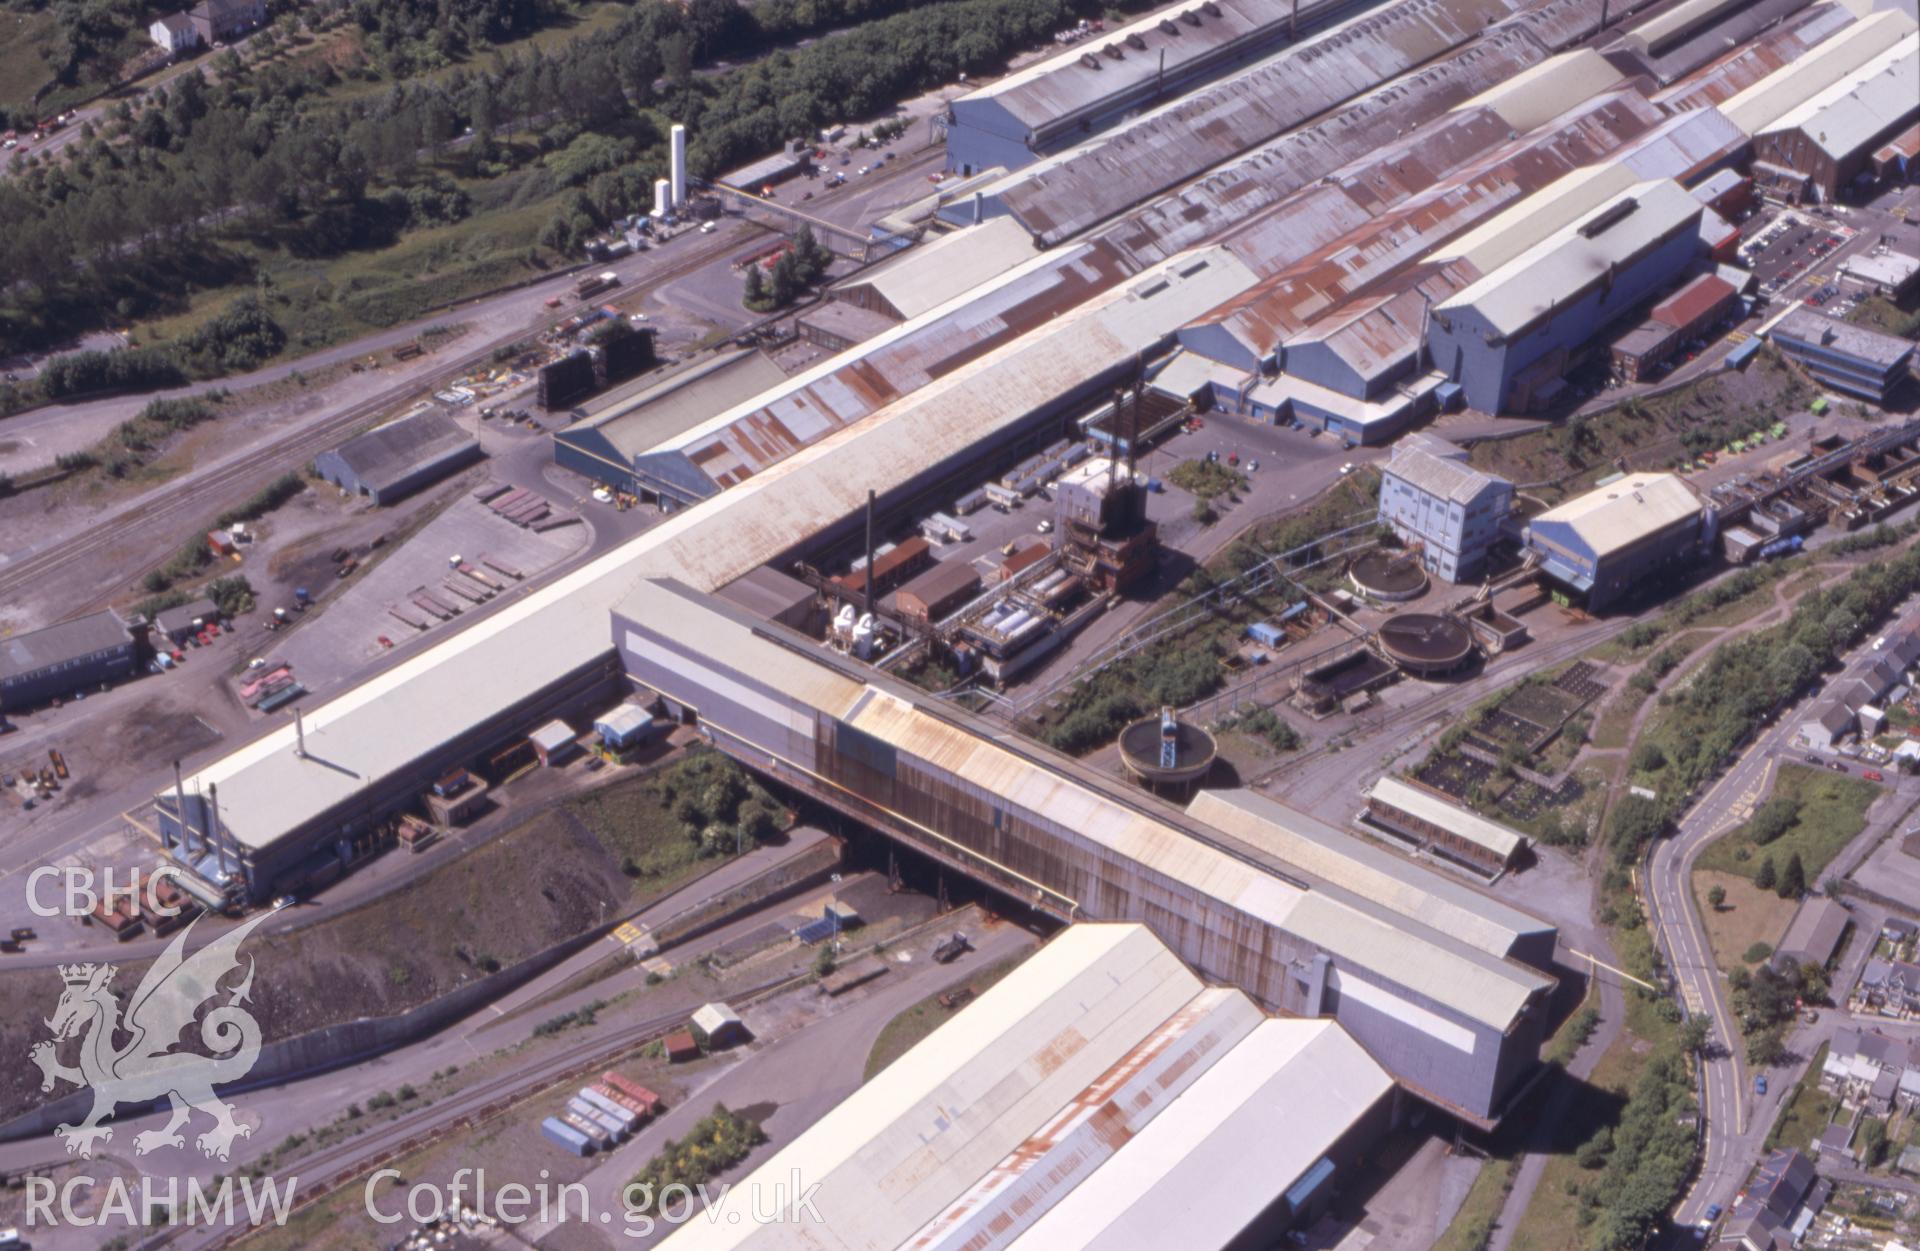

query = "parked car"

[
  {"left": 1864, "top": 769, "right": 1884, "bottom": 782},
  {"left": 1828, "top": 761, "right": 1850, "bottom": 773},
  {"left": 1754, "top": 1075, "right": 1768, "bottom": 1095}
]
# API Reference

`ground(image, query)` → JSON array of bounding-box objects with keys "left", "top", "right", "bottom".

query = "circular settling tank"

[
  {"left": 1377, "top": 612, "right": 1474, "bottom": 676},
  {"left": 1349, "top": 550, "right": 1429, "bottom": 602},
  {"left": 1119, "top": 709, "right": 1219, "bottom": 789}
]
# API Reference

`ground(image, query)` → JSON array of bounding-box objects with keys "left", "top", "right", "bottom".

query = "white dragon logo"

[{"left": 30, "top": 912, "right": 271, "bottom": 1160}]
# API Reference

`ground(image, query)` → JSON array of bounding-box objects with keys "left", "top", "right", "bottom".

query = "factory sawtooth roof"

[
  {"left": 0, "top": 610, "right": 129, "bottom": 682},
  {"left": 1528, "top": 472, "right": 1704, "bottom": 555},
  {"left": 1366, "top": 776, "right": 1527, "bottom": 861},
  {"left": 1760, "top": 33, "right": 1920, "bottom": 159},
  {"left": 989, "top": 0, "right": 1560, "bottom": 245},
  {"left": 1381, "top": 440, "right": 1509, "bottom": 507},
  {"left": 1437, "top": 178, "right": 1702, "bottom": 339}
]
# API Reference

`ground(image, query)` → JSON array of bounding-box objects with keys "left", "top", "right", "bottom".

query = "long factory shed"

[
  {"left": 148, "top": 246, "right": 1253, "bottom": 902},
  {"left": 661, "top": 924, "right": 1396, "bottom": 1251},
  {"left": 970, "top": 0, "right": 1638, "bottom": 247},
  {"left": 151, "top": 237, "right": 1556, "bottom": 1125},
  {"left": 615, "top": 578, "right": 1555, "bottom": 1124}
]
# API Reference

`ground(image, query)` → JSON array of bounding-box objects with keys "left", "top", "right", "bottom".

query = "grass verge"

[{"left": 864, "top": 953, "right": 1026, "bottom": 1080}]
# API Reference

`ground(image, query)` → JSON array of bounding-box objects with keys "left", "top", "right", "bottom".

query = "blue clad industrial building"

[
  {"left": 1767, "top": 308, "right": 1918, "bottom": 404},
  {"left": 1427, "top": 179, "right": 1704, "bottom": 414},
  {"left": 1524, "top": 472, "right": 1706, "bottom": 612}
]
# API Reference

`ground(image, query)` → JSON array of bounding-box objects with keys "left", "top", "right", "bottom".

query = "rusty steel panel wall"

[{"left": 816, "top": 716, "right": 1317, "bottom": 1016}]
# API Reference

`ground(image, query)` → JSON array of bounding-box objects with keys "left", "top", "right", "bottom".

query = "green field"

[
  {"left": 1768, "top": 1044, "right": 1839, "bottom": 1151},
  {"left": 0, "top": 8, "right": 59, "bottom": 114},
  {"left": 1696, "top": 763, "right": 1882, "bottom": 885}
]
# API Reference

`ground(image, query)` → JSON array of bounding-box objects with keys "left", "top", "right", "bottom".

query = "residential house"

[
  {"left": 1823, "top": 1028, "right": 1917, "bottom": 1113},
  {"left": 186, "top": 0, "right": 265, "bottom": 45},
  {"left": 1746, "top": 1147, "right": 1817, "bottom": 1219},
  {"left": 1719, "top": 1208, "right": 1786, "bottom": 1251},
  {"left": 1721, "top": 1149, "right": 1820, "bottom": 1249},
  {"left": 1857, "top": 959, "right": 1920, "bottom": 1014},
  {"left": 1802, "top": 699, "right": 1856, "bottom": 749},
  {"left": 149, "top": 12, "right": 200, "bottom": 54}
]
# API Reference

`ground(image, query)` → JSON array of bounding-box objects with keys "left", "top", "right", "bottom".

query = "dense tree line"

[
  {"left": 1610, "top": 538, "right": 1920, "bottom": 862},
  {"left": 1581, "top": 1048, "right": 1697, "bottom": 1250},
  {"left": 2, "top": 0, "right": 1085, "bottom": 363}
]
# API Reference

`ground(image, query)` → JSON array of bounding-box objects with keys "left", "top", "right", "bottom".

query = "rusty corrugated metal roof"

[
  {"left": 1184, "top": 87, "right": 1663, "bottom": 364},
  {"left": 1650, "top": 0, "right": 1857, "bottom": 112},
  {"left": 670, "top": 239, "right": 1137, "bottom": 487},
  {"left": 997, "top": 0, "right": 1564, "bottom": 247}
]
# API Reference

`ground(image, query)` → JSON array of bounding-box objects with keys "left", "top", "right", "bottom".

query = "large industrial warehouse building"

[
  {"left": 314, "top": 410, "right": 483, "bottom": 506},
  {"left": 1427, "top": 179, "right": 1704, "bottom": 413},
  {"left": 144, "top": 0, "right": 1920, "bottom": 1171},
  {"left": 660, "top": 924, "right": 1395, "bottom": 1251},
  {"left": 1524, "top": 472, "right": 1706, "bottom": 612},
  {"left": 614, "top": 580, "right": 1554, "bottom": 1123}
]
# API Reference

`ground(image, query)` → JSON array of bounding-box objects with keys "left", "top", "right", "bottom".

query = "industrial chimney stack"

[
  {"left": 670, "top": 125, "right": 688, "bottom": 209},
  {"left": 293, "top": 708, "right": 307, "bottom": 759}
]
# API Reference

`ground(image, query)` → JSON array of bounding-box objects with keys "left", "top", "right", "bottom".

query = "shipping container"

[
  {"left": 563, "top": 1111, "right": 609, "bottom": 1144},
  {"left": 601, "top": 1072, "right": 663, "bottom": 1114},
  {"left": 542, "top": 1117, "right": 593, "bottom": 1156},
  {"left": 256, "top": 683, "right": 307, "bottom": 713},
  {"left": 568, "top": 1098, "right": 629, "bottom": 1140},
  {"left": 578, "top": 1087, "right": 640, "bottom": 1128}
]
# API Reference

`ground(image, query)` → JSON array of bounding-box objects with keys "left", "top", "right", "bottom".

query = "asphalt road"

[{"left": 1658, "top": 599, "right": 1920, "bottom": 1228}]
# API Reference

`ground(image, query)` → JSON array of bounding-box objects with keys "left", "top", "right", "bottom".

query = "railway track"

[{"left": 0, "top": 227, "right": 769, "bottom": 613}]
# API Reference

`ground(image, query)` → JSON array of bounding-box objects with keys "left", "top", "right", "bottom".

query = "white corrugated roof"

[
  {"left": 655, "top": 924, "right": 1207, "bottom": 1251},
  {"left": 1719, "top": 11, "right": 1916, "bottom": 135},
  {"left": 1429, "top": 164, "right": 1641, "bottom": 276},
  {"left": 1003, "top": 1019, "right": 1392, "bottom": 1251},
  {"left": 1452, "top": 49, "right": 1625, "bottom": 131},
  {"left": 1438, "top": 179, "right": 1701, "bottom": 338},
  {"left": 1528, "top": 471, "right": 1703, "bottom": 556},
  {"left": 1188, "top": 788, "right": 1549, "bottom": 958},
  {"left": 1366, "top": 776, "right": 1526, "bottom": 860},
  {"left": 900, "top": 986, "right": 1266, "bottom": 1251},
  {"left": 1761, "top": 34, "right": 1920, "bottom": 159},
  {"left": 836, "top": 217, "right": 1038, "bottom": 320}
]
